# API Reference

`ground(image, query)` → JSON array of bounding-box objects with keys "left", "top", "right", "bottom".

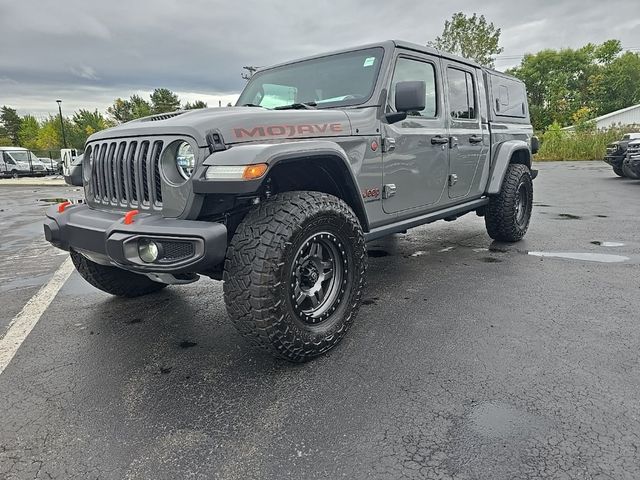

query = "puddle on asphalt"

[
  {"left": 591, "top": 241, "right": 625, "bottom": 247},
  {"left": 38, "top": 197, "right": 71, "bottom": 204},
  {"left": 480, "top": 257, "right": 502, "bottom": 263},
  {"left": 367, "top": 249, "right": 389, "bottom": 258},
  {"left": 528, "top": 251, "right": 629, "bottom": 263},
  {"left": 556, "top": 213, "right": 582, "bottom": 220},
  {"left": 0, "top": 272, "right": 50, "bottom": 293},
  {"left": 468, "top": 402, "right": 536, "bottom": 438},
  {"left": 439, "top": 246, "right": 455, "bottom": 252},
  {"left": 410, "top": 250, "right": 427, "bottom": 257}
]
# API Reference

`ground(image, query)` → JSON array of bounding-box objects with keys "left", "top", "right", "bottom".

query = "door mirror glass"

[{"left": 395, "top": 81, "right": 426, "bottom": 113}]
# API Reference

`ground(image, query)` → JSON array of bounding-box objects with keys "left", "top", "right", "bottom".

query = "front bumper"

[{"left": 44, "top": 204, "right": 227, "bottom": 274}]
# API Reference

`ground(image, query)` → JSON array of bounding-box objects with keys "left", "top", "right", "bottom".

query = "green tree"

[
  {"left": 36, "top": 117, "right": 63, "bottom": 150},
  {"left": 18, "top": 115, "right": 40, "bottom": 150},
  {"left": 429, "top": 12, "right": 504, "bottom": 67},
  {"left": 0, "top": 106, "right": 22, "bottom": 145},
  {"left": 129, "top": 94, "right": 152, "bottom": 119},
  {"left": 509, "top": 40, "right": 640, "bottom": 130},
  {"left": 70, "top": 109, "right": 111, "bottom": 148},
  {"left": 107, "top": 95, "right": 152, "bottom": 123},
  {"left": 150, "top": 88, "right": 181, "bottom": 114},
  {"left": 184, "top": 100, "right": 208, "bottom": 109}
]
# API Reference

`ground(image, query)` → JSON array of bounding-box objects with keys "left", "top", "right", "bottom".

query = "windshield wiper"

[
  {"left": 239, "top": 103, "right": 265, "bottom": 107},
  {"left": 274, "top": 102, "right": 317, "bottom": 110}
]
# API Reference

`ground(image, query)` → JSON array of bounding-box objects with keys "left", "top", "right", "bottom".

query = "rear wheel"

[
  {"left": 11, "top": 170, "right": 18, "bottom": 179},
  {"left": 485, "top": 164, "right": 533, "bottom": 242},
  {"left": 612, "top": 164, "right": 625, "bottom": 177},
  {"left": 70, "top": 250, "right": 167, "bottom": 297},
  {"left": 223, "top": 191, "right": 367, "bottom": 362}
]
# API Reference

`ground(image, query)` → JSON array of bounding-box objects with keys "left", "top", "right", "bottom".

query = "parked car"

[
  {"left": 0, "top": 147, "right": 46, "bottom": 177},
  {"left": 38, "top": 157, "right": 60, "bottom": 174},
  {"left": 44, "top": 40, "right": 538, "bottom": 362},
  {"left": 604, "top": 133, "right": 640, "bottom": 177},
  {"left": 63, "top": 154, "right": 83, "bottom": 185},
  {"left": 622, "top": 139, "right": 640, "bottom": 179}
]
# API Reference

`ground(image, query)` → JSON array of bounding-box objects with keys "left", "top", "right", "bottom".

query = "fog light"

[{"left": 138, "top": 238, "right": 160, "bottom": 263}]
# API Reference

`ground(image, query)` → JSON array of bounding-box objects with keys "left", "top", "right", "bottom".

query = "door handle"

[
  {"left": 469, "top": 135, "right": 483, "bottom": 144},
  {"left": 431, "top": 135, "right": 449, "bottom": 145}
]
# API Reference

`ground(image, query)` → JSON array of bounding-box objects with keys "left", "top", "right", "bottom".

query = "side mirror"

[{"left": 386, "top": 81, "right": 426, "bottom": 124}]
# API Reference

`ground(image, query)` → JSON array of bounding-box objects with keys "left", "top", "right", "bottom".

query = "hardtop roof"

[{"left": 257, "top": 40, "right": 522, "bottom": 83}]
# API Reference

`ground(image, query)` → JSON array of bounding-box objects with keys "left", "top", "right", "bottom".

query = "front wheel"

[
  {"left": 70, "top": 250, "right": 167, "bottom": 297},
  {"left": 223, "top": 191, "right": 367, "bottom": 362},
  {"left": 622, "top": 162, "right": 640, "bottom": 179},
  {"left": 485, "top": 164, "right": 533, "bottom": 242},
  {"left": 612, "top": 164, "right": 625, "bottom": 177}
]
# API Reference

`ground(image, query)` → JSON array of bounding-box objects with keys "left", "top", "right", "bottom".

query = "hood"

[{"left": 88, "top": 107, "right": 353, "bottom": 147}]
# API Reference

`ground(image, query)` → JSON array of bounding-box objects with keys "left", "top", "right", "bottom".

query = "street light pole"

[{"left": 56, "top": 100, "right": 68, "bottom": 149}]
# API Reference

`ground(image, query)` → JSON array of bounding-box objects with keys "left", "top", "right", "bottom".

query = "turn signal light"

[{"left": 242, "top": 164, "right": 268, "bottom": 180}]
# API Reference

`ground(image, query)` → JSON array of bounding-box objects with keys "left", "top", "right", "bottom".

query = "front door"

[
  {"left": 443, "top": 64, "right": 485, "bottom": 198},
  {"left": 382, "top": 54, "right": 448, "bottom": 214}
]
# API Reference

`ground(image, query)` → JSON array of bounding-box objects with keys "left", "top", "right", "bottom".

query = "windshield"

[
  {"left": 6, "top": 151, "right": 38, "bottom": 163},
  {"left": 237, "top": 47, "right": 384, "bottom": 109}
]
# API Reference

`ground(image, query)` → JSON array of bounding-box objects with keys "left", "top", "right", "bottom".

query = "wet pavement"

[{"left": 0, "top": 161, "right": 639, "bottom": 479}]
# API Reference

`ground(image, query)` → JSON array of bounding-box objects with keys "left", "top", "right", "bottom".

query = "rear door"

[
  {"left": 443, "top": 63, "right": 486, "bottom": 199},
  {"left": 382, "top": 53, "right": 448, "bottom": 213}
]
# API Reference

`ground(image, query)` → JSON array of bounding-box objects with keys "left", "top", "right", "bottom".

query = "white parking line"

[{"left": 0, "top": 257, "right": 74, "bottom": 375}]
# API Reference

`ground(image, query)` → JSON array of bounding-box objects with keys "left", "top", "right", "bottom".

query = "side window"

[
  {"left": 390, "top": 57, "right": 437, "bottom": 118},
  {"left": 447, "top": 67, "right": 476, "bottom": 120},
  {"left": 3, "top": 152, "right": 15, "bottom": 164}
]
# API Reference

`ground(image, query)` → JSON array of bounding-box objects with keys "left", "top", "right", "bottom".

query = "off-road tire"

[
  {"left": 612, "top": 164, "right": 625, "bottom": 177},
  {"left": 622, "top": 162, "right": 640, "bottom": 179},
  {"left": 70, "top": 250, "right": 167, "bottom": 297},
  {"left": 485, "top": 164, "right": 533, "bottom": 242},
  {"left": 223, "top": 191, "right": 367, "bottom": 362}
]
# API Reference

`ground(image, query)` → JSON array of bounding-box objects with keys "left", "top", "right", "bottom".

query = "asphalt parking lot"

[{"left": 0, "top": 161, "right": 639, "bottom": 480}]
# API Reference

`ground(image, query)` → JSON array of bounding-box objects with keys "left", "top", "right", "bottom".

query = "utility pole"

[{"left": 56, "top": 99, "right": 68, "bottom": 148}]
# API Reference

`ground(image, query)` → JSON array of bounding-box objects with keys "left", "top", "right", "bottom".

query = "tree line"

[{"left": 0, "top": 88, "right": 209, "bottom": 153}]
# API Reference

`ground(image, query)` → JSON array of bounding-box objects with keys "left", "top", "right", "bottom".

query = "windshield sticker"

[{"left": 363, "top": 57, "right": 376, "bottom": 67}]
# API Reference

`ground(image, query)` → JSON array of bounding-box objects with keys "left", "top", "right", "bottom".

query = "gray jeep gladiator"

[{"left": 44, "top": 40, "right": 537, "bottom": 362}]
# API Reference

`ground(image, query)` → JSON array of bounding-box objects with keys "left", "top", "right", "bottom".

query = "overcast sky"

[{"left": 1, "top": 0, "right": 639, "bottom": 118}]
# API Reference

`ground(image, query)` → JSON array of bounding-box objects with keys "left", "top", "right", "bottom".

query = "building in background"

[{"left": 565, "top": 104, "right": 640, "bottom": 131}]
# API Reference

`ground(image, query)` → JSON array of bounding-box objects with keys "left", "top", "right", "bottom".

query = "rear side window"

[
  {"left": 447, "top": 67, "right": 476, "bottom": 120},
  {"left": 491, "top": 75, "right": 527, "bottom": 118},
  {"left": 390, "top": 57, "right": 438, "bottom": 118}
]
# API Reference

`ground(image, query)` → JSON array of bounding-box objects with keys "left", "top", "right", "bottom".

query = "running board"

[{"left": 365, "top": 198, "right": 490, "bottom": 242}]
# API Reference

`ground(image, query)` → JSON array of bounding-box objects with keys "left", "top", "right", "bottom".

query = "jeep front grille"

[{"left": 88, "top": 139, "right": 164, "bottom": 210}]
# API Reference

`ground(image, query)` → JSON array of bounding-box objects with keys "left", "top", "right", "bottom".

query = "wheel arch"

[
  {"left": 200, "top": 140, "right": 369, "bottom": 231},
  {"left": 265, "top": 155, "right": 369, "bottom": 232},
  {"left": 486, "top": 140, "right": 532, "bottom": 195}
]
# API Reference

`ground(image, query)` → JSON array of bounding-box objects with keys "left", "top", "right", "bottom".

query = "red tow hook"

[
  {"left": 57, "top": 201, "right": 72, "bottom": 213},
  {"left": 123, "top": 209, "right": 140, "bottom": 225}
]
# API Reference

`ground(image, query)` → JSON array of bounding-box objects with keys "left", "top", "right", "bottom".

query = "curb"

[{"left": 0, "top": 177, "right": 68, "bottom": 187}]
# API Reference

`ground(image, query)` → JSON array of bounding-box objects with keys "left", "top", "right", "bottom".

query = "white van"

[{"left": 0, "top": 147, "right": 47, "bottom": 177}]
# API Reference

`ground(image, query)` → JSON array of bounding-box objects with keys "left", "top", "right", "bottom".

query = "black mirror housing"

[{"left": 395, "top": 81, "right": 426, "bottom": 113}]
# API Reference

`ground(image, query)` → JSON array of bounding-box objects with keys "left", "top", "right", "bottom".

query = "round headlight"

[{"left": 175, "top": 141, "right": 195, "bottom": 180}]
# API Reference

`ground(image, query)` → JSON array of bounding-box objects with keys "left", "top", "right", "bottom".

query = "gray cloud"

[{"left": 1, "top": 0, "right": 639, "bottom": 117}]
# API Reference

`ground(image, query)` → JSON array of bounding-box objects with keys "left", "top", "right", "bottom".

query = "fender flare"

[
  {"left": 194, "top": 140, "right": 369, "bottom": 231},
  {"left": 486, "top": 140, "right": 532, "bottom": 195}
]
